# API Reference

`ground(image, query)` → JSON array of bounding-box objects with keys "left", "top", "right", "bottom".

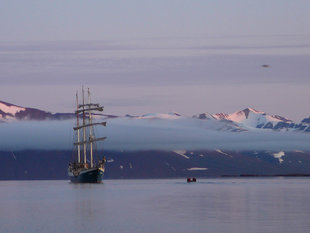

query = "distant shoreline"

[{"left": 1, "top": 175, "right": 310, "bottom": 181}]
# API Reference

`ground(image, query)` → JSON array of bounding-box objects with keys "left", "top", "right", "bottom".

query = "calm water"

[{"left": 1, "top": 178, "right": 310, "bottom": 233}]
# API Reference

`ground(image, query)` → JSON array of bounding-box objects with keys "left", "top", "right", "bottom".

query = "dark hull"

[{"left": 69, "top": 168, "right": 104, "bottom": 183}]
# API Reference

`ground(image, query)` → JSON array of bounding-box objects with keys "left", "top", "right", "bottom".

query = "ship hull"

[{"left": 68, "top": 167, "right": 104, "bottom": 183}]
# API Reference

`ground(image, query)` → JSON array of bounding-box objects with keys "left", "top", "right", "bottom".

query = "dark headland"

[{"left": 1, "top": 150, "right": 310, "bottom": 180}]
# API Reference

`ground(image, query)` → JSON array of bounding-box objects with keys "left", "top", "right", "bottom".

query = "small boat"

[
  {"left": 187, "top": 177, "right": 197, "bottom": 182},
  {"left": 68, "top": 87, "right": 107, "bottom": 183}
]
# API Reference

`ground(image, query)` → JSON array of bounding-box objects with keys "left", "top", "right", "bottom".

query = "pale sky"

[
  {"left": 0, "top": 1, "right": 310, "bottom": 121},
  {"left": 1, "top": 1, "right": 310, "bottom": 41}
]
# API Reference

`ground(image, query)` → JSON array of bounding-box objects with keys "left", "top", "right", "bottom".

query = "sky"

[{"left": 0, "top": 1, "right": 310, "bottom": 121}]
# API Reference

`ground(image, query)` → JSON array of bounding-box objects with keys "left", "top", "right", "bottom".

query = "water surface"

[{"left": 1, "top": 178, "right": 310, "bottom": 233}]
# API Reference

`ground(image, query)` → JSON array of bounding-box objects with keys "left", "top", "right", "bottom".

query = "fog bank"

[{"left": 1, "top": 118, "right": 310, "bottom": 152}]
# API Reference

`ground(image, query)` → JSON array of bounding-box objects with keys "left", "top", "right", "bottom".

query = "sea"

[{"left": 1, "top": 178, "right": 310, "bottom": 233}]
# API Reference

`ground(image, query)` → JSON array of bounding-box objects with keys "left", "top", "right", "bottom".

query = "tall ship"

[{"left": 68, "top": 88, "right": 107, "bottom": 183}]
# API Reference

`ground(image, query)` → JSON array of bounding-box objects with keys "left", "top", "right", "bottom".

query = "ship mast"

[
  {"left": 76, "top": 92, "right": 81, "bottom": 163},
  {"left": 82, "top": 86, "right": 87, "bottom": 164},
  {"left": 73, "top": 87, "right": 107, "bottom": 168},
  {"left": 88, "top": 88, "right": 94, "bottom": 168}
]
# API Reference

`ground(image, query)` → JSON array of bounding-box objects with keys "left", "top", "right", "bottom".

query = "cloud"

[
  {"left": 191, "top": 44, "right": 310, "bottom": 51},
  {"left": 1, "top": 118, "right": 310, "bottom": 152}
]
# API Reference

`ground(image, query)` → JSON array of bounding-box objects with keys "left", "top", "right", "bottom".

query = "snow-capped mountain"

[
  {"left": 0, "top": 101, "right": 25, "bottom": 119},
  {"left": 135, "top": 112, "right": 182, "bottom": 120},
  {"left": 195, "top": 107, "right": 310, "bottom": 132},
  {"left": 213, "top": 108, "right": 292, "bottom": 128},
  {"left": 1, "top": 100, "right": 310, "bottom": 133},
  {"left": 0, "top": 100, "right": 75, "bottom": 121}
]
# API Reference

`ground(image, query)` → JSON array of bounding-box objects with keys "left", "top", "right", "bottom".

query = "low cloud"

[{"left": 1, "top": 118, "right": 310, "bottom": 152}]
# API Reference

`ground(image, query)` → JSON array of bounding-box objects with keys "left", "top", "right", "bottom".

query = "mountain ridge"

[
  {"left": 1, "top": 100, "right": 309, "bottom": 132},
  {"left": 0, "top": 100, "right": 75, "bottom": 121}
]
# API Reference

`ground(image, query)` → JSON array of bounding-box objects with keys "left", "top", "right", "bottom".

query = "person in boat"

[{"left": 187, "top": 177, "right": 197, "bottom": 182}]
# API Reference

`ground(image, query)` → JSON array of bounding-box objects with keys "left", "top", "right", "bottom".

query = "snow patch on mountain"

[
  {"left": 173, "top": 150, "right": 190, "bottom": 159},
  {"left": 295, "top": 150, "right": 305, "bottom": 153},
  {"left": 187, "top": 167, "right": 208, "bottom": 171},
  {"left": 107, "top": 158, "right": 114, "bottom": 163},
  {"left": 0, "top": 101, "right": 25, "bottom": 119},
  {"left": 215, "top": 149, "right": 233, "bottom": 157},
  {"left": 272, "top": 151, "right": 285, "bottom": 163}
]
